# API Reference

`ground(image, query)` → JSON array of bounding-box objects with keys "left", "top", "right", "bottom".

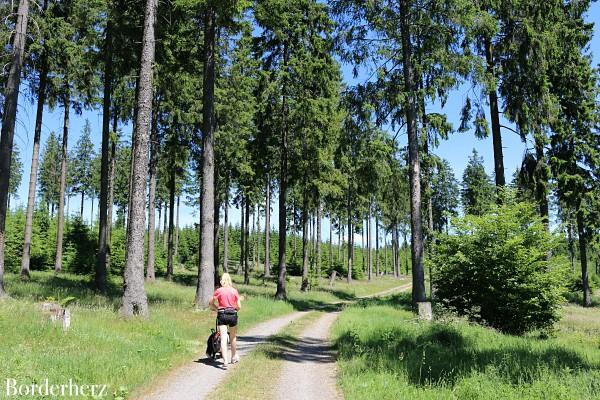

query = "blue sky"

[{"left": 9, "top": 3, "right": 600, "bottom": 244}]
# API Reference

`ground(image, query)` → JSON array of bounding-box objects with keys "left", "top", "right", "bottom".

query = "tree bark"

[
  {"left": 375, "top": 214, "right": 379, "bottom": 276},
  {"left": 55, "top": 87, "right": 70, "bottom": 273},
  {"left": 576, "top": 211, "right": 592, "bottom": 307},
  {"left": 21, "top": 0, "right": 48, "bottom": 278},
  {"left": 534, "top": 135, "right": 550, "bottom": 226},
  {"left": 195, "top": 5, "right": 216, "bottom": 308},
  {"left": 120, "top": 0, "right": 156, "bottom": 317},
  {"left": 107, "top": 113, "right": 117, "bottom": 270},
  {"left": 275, "top": 40, "right": 290, "bottom": 300},
  {"left": 264, "top": 177, "right": 271, "bottom": 277},
  {"left": 163, "top": 203, "right": 168, "bottom": 250},
  {"left": 316, "top": 202, "right": 322, "bottom": 278},
  {"left": 175, "top": 195, "right": 180, "bottom": 264},
  {"left": 328, "top": 213, "right": 333, "bottom": 272},
  {"left": 244, "top": 197, "right": 250, "bottom": 284},
  {"left": 391, "top": 225, "right": 398, "bottom": 278},
  {"left": 347, "top": 188, "right": 353, "bottom": 283},
  {"left": 239, "top": 196, "right": 245, "bottom": 274},
  {"left": 256, "top": 205, "right": 261, "bottom": 272},
  {"left": 166, "top": 159, "right": 176, "bottom": 280},
  {"left": 0, "top": 0, "right": 29, "bottom": 295},
  {"left": 146, "top": 102, "right": 158, "bottom": 281},
  {"left": 223, "top": 188, "right": 229, "bottom": 272},
  {"left": 485, "top": 37, "right": 506, "bottom": 191},
  {"left": 96, "top": 11, "right": 113, "bottom": 292},
  {"left": 301, "top": 194, "right": 309, "bottom": 291},
  {"left": 214, "top": 195, "right": 220, "bottom": 279},
  {"left": 367, "top": 207, "right": 372, "bottom": 281},
  {"left": 400, "top": 0, "right": 426, "bottom": 306}
]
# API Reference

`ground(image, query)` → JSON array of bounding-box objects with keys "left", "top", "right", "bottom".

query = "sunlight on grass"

[{"left": 332, "top": 293, "right": 600, "bottom": 400}]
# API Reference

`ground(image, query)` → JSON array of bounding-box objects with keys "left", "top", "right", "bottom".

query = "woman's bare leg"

[
  {"left": 218, "top": 325, "right": 229, "bottom": 364},
  {"left": 229, "top": 325, "right": 238, "bottom": 359}
]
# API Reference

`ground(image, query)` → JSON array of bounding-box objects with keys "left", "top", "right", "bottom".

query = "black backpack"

[{"left": 205, "top": 320, "right": 228, "bottom": 360}]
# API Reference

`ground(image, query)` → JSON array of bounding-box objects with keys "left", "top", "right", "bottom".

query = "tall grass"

[{"left": 332, "top": 293, "right": 600, "bottom": 400}]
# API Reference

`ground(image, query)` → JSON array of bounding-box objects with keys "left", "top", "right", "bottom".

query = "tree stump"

[
  {"left": 417, "top": 302, "right": 432, "bottom": 321},
  {"left": 329, "top": 270, "right": 337, "bottom": 286},
  {"left": 40, "top": 302, "right": 71, "bottom": 330}
]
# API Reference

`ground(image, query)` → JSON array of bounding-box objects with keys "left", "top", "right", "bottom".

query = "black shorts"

[{"left": 217, "top": 309, "right": 238, "bottom": 327}]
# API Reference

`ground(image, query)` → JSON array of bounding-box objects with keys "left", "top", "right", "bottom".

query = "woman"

[{"left": 209, "top": 273, "right": 241, "bottom": 367}]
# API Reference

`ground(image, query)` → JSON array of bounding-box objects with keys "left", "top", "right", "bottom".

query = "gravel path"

[
  {"left": 275, "top": 312, "right": 342, "bottom": 400},
  {"left": 134, "top": 311, "right": 308, "bottom": 400},
  {"left": 275, "top": 282, "right": 413, "bottom": 400},
  {"left": 134, "top": 283, "right": 411, "bottom": 400}
]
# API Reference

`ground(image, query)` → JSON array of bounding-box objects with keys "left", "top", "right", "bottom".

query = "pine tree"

[
  {"left": 0, "top": 0, "right": 30, "bottom": 296},
  {"left": 461, "top": 149, "right": 494, "bottom": 216},
  {"left": 70, "top": 120, "right": 96, "bottom": 217}
]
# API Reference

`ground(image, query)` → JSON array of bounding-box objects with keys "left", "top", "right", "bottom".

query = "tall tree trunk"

[
  {"left": 252, "top": 206, "right": 257, "bottom": 270},
  {"left": 361, "top": 220, "right": 365, "bottom": 272},
  {"left": 223, "top": 188, "right": 229, "bottom": 272},
  {"left": 400, "top": 0, "right": 426, "bottom": 306},
  {"left": 403, "top": 229, "right": 409, "bottom": 276},
  {"left": 244, "top": 198, "right": 250, "bottom": 285},
  {"left": 328, "top": 213, "right": 333, "bottom": 272},
  {"left": 485, "top": 36, "right": 506, "bottom": 191},
  {"left": 275, "top": 40, "right": 290, "bottom": 300},
  {"left": 391, "top": 225, "right": 398, "bottom": 278},
  {"left": 175, "top": 194, "right": 180, "bottom": 264},
  {"left": 337, "top": 222, "right": 341, "bottom": 263},
  {"left": 367, "top": 207, "right": 372, "bottom": 281},
  {"left": 166, "top": 161, "right": 176, "bottom": 280},
  {"left": 0, "top": 0, "right": 29, "bottom": 295},
  {"left": 256, "top": 205, "right": 261, "bottom": 272},
  {"left": 291, "top": 204, "right": 297, "bottom": 265},
  {"left": 316, "top": 203, "right": 322, "bottom": 278},
  {"left": 375, "top": 214, "right": 379, "bottom": 276},
  {"left": 21, "top": 0, "right": 47, "bottom": 279},
  {"left": 384, "top": 233, "right": 388, "bottom": 275},
  {"left": 567, "top": 218, "right": 575, "bottom": 273},
  {"left": 195, "top": 5, "right": 216, "bottom": 308},
  {"left": 301, "top": 194, "right": 309, "bottom": 291},
  {"left": 347, "top": 189, "right": 353, "bottom": 283},
  {"left": 96, "top": 11, "right": 113, "bottom": 292},
  {"left": 214, "top": 195, "right": 220, "bottom": 279},
  {"left": 107, "top": 113, "right": 117, "bottom": 270},
  {"left": 55, "top": 87, "right": 70, "bottom": 273},
  {"left": 146, "top": 102, "right": 158, "bottom": 281},
  {"left": 239, "top": 196, "right": 245, "bottom": 274},
  {"left": 163, "top": 203, "right": 168, "bottom": 250},
  {"left": 534, "top": 134, "right": 550, "bottom": 226},
  {"left": 264, "top": 177, "right": 271, "bottom": 277},
  {"left": 576, "top": 211, "right": 592, "bottom": 307},
  {"left": 120, "top": 0, "right": 156, "bottom": 317},
  {"left": 80, "top": 192, "right": 85, "bottom": 217},
  {"left": 156, "top": 204, "right": 162, "bottom": 244}
]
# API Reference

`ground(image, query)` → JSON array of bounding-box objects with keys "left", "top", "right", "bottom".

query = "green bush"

[{"left": 430, "top": 201, "right": 568, "bottom": 335}]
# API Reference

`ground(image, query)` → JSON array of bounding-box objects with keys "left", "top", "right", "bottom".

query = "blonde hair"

[{"left": 220, "top": 273, "right": 233, "bottom": 288}]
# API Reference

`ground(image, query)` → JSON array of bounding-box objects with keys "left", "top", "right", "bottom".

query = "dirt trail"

[
  {"left": 134, "top": 283, "right": 411, "bottom": 400},
  {"left": 134, "top": 311, "right": 308, "bottom": 400},
  {"left": 275, "top": 282, "right": 413, "bottom": 400},
  {"left": 275, "top": 312, "right": 342, "bottom": 400}
]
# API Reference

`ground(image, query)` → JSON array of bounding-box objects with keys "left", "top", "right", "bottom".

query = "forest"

[{"left": 0, "top": 0, "right": 599, "bottom": 399}]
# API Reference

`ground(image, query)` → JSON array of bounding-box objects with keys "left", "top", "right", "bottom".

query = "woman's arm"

[{"left": 208, "top": 296, "right": 218, "bottom": 311}]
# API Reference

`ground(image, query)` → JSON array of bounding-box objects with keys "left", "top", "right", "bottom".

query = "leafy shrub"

[{"left": 430, "top": 201, "right": 568, "bottom": 335}]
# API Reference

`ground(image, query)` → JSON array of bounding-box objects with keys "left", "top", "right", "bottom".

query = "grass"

[
  {"left": 0, "top": 270, "right": 408, "bottom": 399},
  {"left": 207, "top": 311, "right": 323, "bottom": 400},
  {"left": 332, "top": 292, "right": 600, "bottom": 400}
]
